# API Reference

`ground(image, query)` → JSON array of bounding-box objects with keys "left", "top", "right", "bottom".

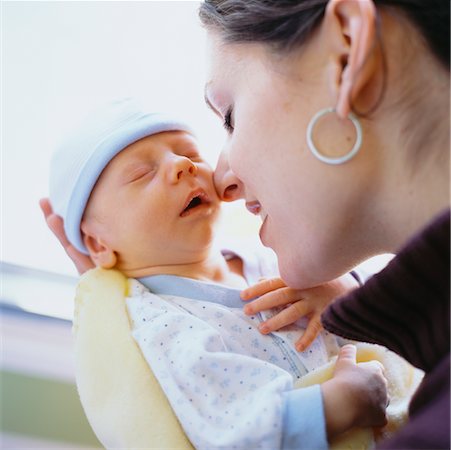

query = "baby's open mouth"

[{"left": 180, "top": 189, "right": 211, "bottom": 216}]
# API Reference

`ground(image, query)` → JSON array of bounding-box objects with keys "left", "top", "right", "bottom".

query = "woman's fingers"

[
  {"left": 334, "top": 344, "right": 358, "bottom": 370},
  {"left": 244, "top": 287, "right": 302, "bottom": 315},
  {"left": 39, "top": 198, "right": 94, "bottom": 274},
  {"left": 40, "top": 198, "right": 72, "bottom": 247},
  {"left": 48, "top": 212, "right": 94, "bottom": 273},
  {"left": 295, "top": 316, "right": 323, "bottom": 351},
  {"left": 242, "top": 275, "right": 353, "bottom": 352},
  {"left": 358, "top": 360, "right": 386, "bottom": 377},
  {"left": 46, "top": 211, "right": 72, "bottom": 248},
  {"left": 241, "top": 277, "right": 286, "bottom": 300},
  {"left": 259, "top": 307, "right": 323, "bottom": 352},
  {"left": 39, "top": 198, "right": 53, "bottom": 217},
  {"left": 258, "top": 301, "right": 310, "bottom": 334},
  {"left": 67, "top": 246, "right": 95, "bottom": 274}
]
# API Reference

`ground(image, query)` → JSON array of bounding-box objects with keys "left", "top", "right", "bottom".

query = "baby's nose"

[{"left": 170, "top": 156, "right": 197, "bottom": 182}]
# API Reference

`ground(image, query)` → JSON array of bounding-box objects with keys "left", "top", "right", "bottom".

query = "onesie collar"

[{"left": 137, "top": 274, "right": 245, "bottom": 309}]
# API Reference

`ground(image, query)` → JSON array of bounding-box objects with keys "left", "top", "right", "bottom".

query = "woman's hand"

[
  {"left": 321, "top": 344, "right": 389, "bottom": 439},
  {"left": 241, "top": 274, "right": 358, "bottom": 351},
  {"left": 39, "top": 198, "right": 94, "bottom": 274}
]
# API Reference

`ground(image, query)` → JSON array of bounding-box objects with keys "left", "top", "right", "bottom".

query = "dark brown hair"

[{"left": 199, "top": 0, "right": 449, "bottom": 69}]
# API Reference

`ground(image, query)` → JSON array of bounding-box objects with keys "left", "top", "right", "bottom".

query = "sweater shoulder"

[{"left": 322, "top": 209, "right": 450, "bottom": 371}]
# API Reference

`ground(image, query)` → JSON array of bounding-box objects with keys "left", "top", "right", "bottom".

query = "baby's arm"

[{"left": 241, "top": 274, "right": 358, "bottom": 351}]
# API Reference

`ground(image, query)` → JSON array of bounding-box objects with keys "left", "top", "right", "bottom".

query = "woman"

[
  {"left": 41, "top": 0, "right": 449, "bottom": 447},
  {"left": 200, "top": 0, "right": 449, "bottom": 448}
]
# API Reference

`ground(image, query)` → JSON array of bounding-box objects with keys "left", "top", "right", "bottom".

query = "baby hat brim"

[{"left": 49, "top": 98, "right": 192, "bottom": 255}]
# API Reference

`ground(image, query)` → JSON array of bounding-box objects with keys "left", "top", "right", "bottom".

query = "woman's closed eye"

[{"left": 223, "top": 107, "right": 234, "bottom": 133}]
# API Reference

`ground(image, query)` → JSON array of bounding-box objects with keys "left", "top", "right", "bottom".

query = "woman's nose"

[
  {"left": 214, "top": 151, "right": 244, "bottom": 201},
  {"left": 168, "top": 155, "right": 197, "bottom": 183}
]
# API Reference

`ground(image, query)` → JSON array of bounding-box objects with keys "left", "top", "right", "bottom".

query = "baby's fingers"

[
  {"left": 295, "top": 316, "right": 323, "bottom": 352},
  {"left": 241, "top": 278, "right": 286, "bottom": 300},
  {"left": 244, "top": 287, "right": 301, "bottom": 315},
  {"left": 258, "top": 301, "right": 310, "bottom": 334}
]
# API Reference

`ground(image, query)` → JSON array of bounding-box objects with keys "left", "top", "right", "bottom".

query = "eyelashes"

[
  {"left": 128, "top": 168, "right": 155, "bottom": 183},
  {"left": 223, "top": 107, "right": 234, "bottom": 133}
]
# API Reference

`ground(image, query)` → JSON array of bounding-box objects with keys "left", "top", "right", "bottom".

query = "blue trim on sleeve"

[{"left": 282, "top": 385, "right": 328, "bottom": 450}]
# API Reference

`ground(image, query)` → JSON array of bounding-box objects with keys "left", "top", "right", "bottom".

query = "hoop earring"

[{"left": 306, "top": 107, "right": 362, "bottom": 165}]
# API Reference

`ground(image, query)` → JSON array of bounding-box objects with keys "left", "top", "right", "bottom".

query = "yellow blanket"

[{"left": 73, "top": 268, "right": 422, "bottom": 449}]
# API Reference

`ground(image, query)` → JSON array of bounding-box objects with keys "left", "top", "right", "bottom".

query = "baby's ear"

[{"left": 81, "top": 226, "right": 117, "bottom": 269}]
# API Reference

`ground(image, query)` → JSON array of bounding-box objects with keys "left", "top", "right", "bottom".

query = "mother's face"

[{"left": 206, "top": 33, "right": 378, "bottom": 288}]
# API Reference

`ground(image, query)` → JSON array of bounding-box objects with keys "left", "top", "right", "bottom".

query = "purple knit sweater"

[{"left": 322, "top": 209, "right": 450, "bottom": 449}]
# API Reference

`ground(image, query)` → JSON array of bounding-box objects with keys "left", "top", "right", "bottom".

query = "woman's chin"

[{"left": 278, "top": 258, "right": 321, "bottom": 290}]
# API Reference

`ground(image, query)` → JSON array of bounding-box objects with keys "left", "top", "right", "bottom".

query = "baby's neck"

[{"left": 120, "top": 248, "right": 248, "bottom": 289}]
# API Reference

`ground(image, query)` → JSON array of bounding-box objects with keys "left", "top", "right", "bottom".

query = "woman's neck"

[
  {"left": 368, "top": 41, "right": 450, "bottom": 253},
  {"left": 391, "top": 162, "right": 449, "bottom": 250},
  {"left": 372, "top": 117, "right": 449, "bottom": 253}
]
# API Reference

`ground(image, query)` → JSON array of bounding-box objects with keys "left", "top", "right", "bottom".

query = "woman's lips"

[
  {"left": 246, "top": 200, "right": 270, "bottom": 243},
  {"left": 245, "top": 200, "right": 261, "bottom": 215},
  {"left": 259, "top": 214, "right": 269, "bottom": 245}
]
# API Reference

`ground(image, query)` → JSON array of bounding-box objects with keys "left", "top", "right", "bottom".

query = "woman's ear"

[
  {"left": 324, "top": 0, "right": 381, "bottom": 118},
  {"left": 81, "top": 228, "right": 117, "bottom": 269}
]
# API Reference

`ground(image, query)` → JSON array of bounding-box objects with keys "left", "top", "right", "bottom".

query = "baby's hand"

[
  {"left": 40, "top": 198, "right": 95, "bottom": 275},
  {"left": 240, "top": 274, "right": 358, "bottom": 351},
  {"left": 322, "top": 345, "right": 389, "bottom": 440}
]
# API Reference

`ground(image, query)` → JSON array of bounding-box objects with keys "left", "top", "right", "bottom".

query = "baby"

[{"left": 48, "top": 99, "right": 388, "bottom": 449}]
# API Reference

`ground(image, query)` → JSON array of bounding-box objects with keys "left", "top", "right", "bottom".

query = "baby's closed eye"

[{"left": 124, "top": 165, "right": 156, "bottom": 184}]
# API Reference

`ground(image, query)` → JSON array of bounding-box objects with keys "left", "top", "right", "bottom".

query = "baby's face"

[{"left": 81, "top": 131, "right": 221, "bottom": 273}]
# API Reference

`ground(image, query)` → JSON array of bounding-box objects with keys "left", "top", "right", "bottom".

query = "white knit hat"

[{"left": 49, "top": 98, "right": 192, "bottom": 255}]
